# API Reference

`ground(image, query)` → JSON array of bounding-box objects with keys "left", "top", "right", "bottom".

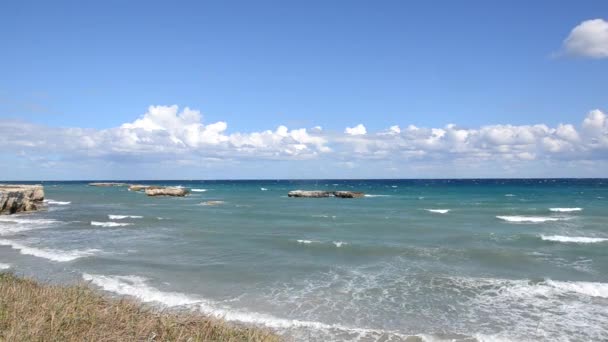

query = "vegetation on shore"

[{"left": 0, "top": 272, "right": 279, "bottom": 342}]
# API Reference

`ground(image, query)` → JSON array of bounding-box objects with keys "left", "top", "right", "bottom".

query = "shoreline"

[{"left": 0, "top": 272, "right": 279, "bottom": 342}]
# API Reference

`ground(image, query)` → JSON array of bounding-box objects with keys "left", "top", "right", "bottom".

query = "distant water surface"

[{"left": 1, "top": 179, "right": 607, "bottom": 341}]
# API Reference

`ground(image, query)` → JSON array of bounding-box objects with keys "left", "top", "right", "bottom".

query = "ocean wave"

[
  {"left": 82, "top": 273, "right": 407, "bottom": 340},
  {"left": 296, "top": 239, "right": 320, "bottom": 245},
  {"left": 364, "top": 194, "right": 390, "bottom": 197},
  {"left": 0, "top": 263, "right": 10, "bottom": 269},
  {"left": 504, "top": 194, "right": 516, "bottom": 197},
  {"left": 0, "top": 239, "right": 100, "bottom": 262},
  {"left": 44, "top": 199, "right": 71, "bottom": 205},
  {"left": 540, "top": 235, "right": 608, "bottom": 243},
  {"left": 191, "top": 189, "right": 208, "bottom": 192},
  {"left": 496, "top": 216, "right": 566, "bottom": 223},
  {"left": 549, "top": 208, "right": 582, "bottom": 212},
  {"left": 108, "top": 215, "right": 143, "bottom": 220},
  {"left": 260, "top": 188, "right": 268, "bottom": 191},
  {"left": 426, "top": 209, "right": 450, "bottom": 214},
  {"left": 333, "top": 241, "right": 347, "bottom": 247},
  {"left": 0, "top": 217, "right": 60, "bottom": 235},
  {"left": 91, "top": 221, "right": 132, "bottom": 227}
]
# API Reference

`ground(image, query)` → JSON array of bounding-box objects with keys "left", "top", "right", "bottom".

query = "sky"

[{"left": 0, "top": 0, "right": 607, "bottom": 180}]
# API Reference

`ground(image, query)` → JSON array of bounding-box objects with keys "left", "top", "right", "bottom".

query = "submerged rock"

[
  {"left": 288, "top": 190, "right": 332, "bottom": 198},
  {"left": 88, "top": 182, "right": 128, "bottom": 187},
  {"left": 288, "top": 190, "right": 364, "bottom": 198},
  {"left": 0, "top": 184, "right": 45, "bottom": 214},
  {"left": 145, "top": 187, "right": 189, "bottom": 197},
  {"left": 200, "top": 200, "right": 225, "bottom": 206},
  {"left": 128, "top": 185, "right": 161, "bottom": 192}
]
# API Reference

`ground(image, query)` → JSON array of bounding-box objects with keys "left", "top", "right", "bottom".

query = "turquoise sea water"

[{"left": 1, "top": 179, "right": 607, "bottom": 341}]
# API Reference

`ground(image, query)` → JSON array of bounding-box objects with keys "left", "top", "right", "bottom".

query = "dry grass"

[{"left": 0, "top": 272, "right": 280, "bottom": 342}]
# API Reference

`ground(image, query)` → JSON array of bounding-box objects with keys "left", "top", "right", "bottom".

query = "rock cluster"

[
  {"left": 88, "top": 182, "right": 128, "bottom": 187},
  {"left": 287, "top": 190, "right": 364, "bottom": 198},
  {"left": 0, "top": 185, "right": 45, "bottom": 214},
  {"left": 144, "top": 187, "right": 189, "bottom": 197}
]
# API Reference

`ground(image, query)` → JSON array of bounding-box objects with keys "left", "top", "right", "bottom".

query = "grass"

[{"left": 0, "top": 272, "right": 280, "bottom": 342}]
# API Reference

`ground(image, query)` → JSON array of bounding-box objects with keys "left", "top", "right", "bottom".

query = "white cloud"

[
  {"left": 562, "top": 19, "right": 608, "bottom": 58},
  {"left": 1, "top": 105, "right": 608, "bottom": 178},
  {"left": 345, "top": 124, "right": 367, "bottom": 136}
]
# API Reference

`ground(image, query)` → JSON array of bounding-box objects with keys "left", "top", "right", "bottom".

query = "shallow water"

[{"left": 1, "top": 179, "right": 607, "bottom": 341}]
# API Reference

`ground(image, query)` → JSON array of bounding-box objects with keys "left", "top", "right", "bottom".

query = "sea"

[{"left": 1, "top": 179, "right": 607, "bottom": 341}]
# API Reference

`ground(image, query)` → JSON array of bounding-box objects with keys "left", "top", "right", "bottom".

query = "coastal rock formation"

[
  {"left": 88, "top": 182, "right": 128, "bottom": 187},
  {"left": 0, "top": 185, "right": 45, "bottom": 214},
  {"left": 333, "top": 191, "right": 365, "bottom": 198},
  {"left": 288, "top": 190, "right": 364, "bottom": 198},
  {"left": 128, "top": 185, "right": 161, "bottom": 192},
  {"left": 145, "top": 187, "right": 189, "bottom": 197}
]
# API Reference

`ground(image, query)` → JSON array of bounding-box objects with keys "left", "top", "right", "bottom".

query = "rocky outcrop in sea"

[{"left": 0, "top": 184, "right": 45, "bottom": 214}]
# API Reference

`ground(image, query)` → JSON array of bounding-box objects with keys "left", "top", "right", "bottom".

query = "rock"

[
  {"left": 287, "top": 190, "right": 365, "bottom": 198},
  {"left": 145, "top": 187, "right": 189, "bottom": 197},
  {"left": 200, "top": 200, "right": 225, "bottom": 206},
  {"left": 333, "top": 191, "right": 365, "bottom": 198},
  {"left": 88, "top": 182, "right": 128, "bottom": 187},
  {"left": 128, "top": 185, "right": 161, "bottom": 192},
  {"left": 288, "top": 190, "right": 332, "bottom": 198},
  {"left": 0, "top": 184, "right": 45, "bottom": 215}
]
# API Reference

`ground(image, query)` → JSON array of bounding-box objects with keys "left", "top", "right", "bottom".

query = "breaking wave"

[
  {"left": 91, "top": 221, "right": 132, "bottom": 227},
  {"left": 549, "top": 208, "right": 582, "bottom": 212},
  {"left": 540, "top": 235, "right": 608, "bottom": 244},
  {"left": 191, "top": 189, "right": 208, "bottom": 192},
  {"left": 496, "top": 216, "right": 567, "bottom": 223},
  {"left": 0, "top": 239, "right": 100, "bottom": 262},
  {"left": 426, "top": 209, "right": 450, "bottom": 214},
  {"left": 44, "top": 200, "right": 71, "bottom": 205},
  {"left": 108, "top": 215, "right": 143, "bottom": 220}
]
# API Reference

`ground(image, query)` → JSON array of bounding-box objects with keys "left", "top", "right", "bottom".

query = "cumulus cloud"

[
  {"left": 1, "top": 105, "right": 608, "bottom": 177},
  {"left": 345, "top": 124, "right": 367, "bottom": 135},
  {"left": 562, "top": 19, "right": 608, "bottom": 58}
]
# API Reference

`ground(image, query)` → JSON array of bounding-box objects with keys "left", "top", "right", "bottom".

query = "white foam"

[
  {"left": 364, "top": 194, "right": 390, "bottom": 197},
  {"left": 546, "top": 279, "right": 608, "bottom": 298},
  {"left": 391, "top": 185, "right": 398, "bottom": 188},
  {"left": 44, "top": 199, "right": 71, "bottom": 205},
  {"left": 296, "top": 239, "right": 319, "bottom": 244},
  {"left": 426, "top": 209, "right": 450, "bottom": 214},
  {"left": 540, "top": 235, "right": 608, "bottom": 243},
  {"left": 82, "top": 273, "right": 402, "bottom": 338},
  {"left": 0, "top": 217, "right": 59, "bottom": 235},
  {"left": 549, "top": 208, "right": 582, "bottom": 212},
  {"left": 505, "top": 194, "right": 516, "bottom": 197},
  {"left": 260, "top": 187, "right": 268, "bottom": 191},
  {"left": 496, "top": 216, "right": 565, "bottom": 223},
  {"left": 0, "top": 263, "right": 10, "bottom": 269},
  {"left": 191, "top": 189, "right": 207, "bottom": 192},
  {"left": 333, "top": 241, "right": 347, "bottom": 247},
  {"left": 108, "top": 215, "right": 143, "bottom": 220},
  {"left": 0, "top": 239, "right": 100, "bottom": 262},
  {"left": 91, "top": 221, "right": 132, "bottom": 227}
]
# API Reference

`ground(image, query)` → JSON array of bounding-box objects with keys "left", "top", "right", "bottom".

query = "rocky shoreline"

[
  {"left": 0, "top": 185, "right": 45, "bottom": 215},
  {"left": 287, "top": 190, "right": 364, "bottom": 198}
]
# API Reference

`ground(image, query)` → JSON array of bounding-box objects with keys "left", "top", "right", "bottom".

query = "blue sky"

[{"left": 1, "top": 1, "right": 607, "bottom": 179}]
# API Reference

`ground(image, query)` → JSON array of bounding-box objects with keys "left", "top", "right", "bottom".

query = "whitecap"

[
  {"left": 333, "top": 241, "right": 347, "bottom": 247},
  {"left": 260, "top": 187, "right": 268, "bottom": 191},
  {"left": 44, "top": 200, "right": 71, "bottom": 205},
  {"left": 364, "top": 194, "right": 390, "bottom": 198},
  {"left": 191, "top": 189, "right": 207, "bottom": 192},
  {"left": 296, "top": 239, "right": 320, "bottom": 245},
  {"left": 505, "top": 194, "right": 516, "bottom": 197},
  {"left": 108, "top": 215, "right": 143, "bottom": 220},
  {"left": 91, "top": 221, "right": 132, "bottom": 227},
  {"left": 540, "top": 235, "right": 608, "bottom": 243},
  {"left": 81, "top": 273, "right": 400, "bottom": 338},
  {"left": 549, "top": 208, "right": 582, "bottom": 212},
  {"left": 426, "top": 209, "right": 450, "bottom": 214},
  {"left": 0, "top": 217, "right": 59, "bottom": 235},
  {"left": 496, "top": 216, "right": 566, "bottom": 223},
  {"left": 0, "top": 239, "right": 100, "bottom": 262},
  {"left": 0, "top": 263, "right": 10, "bottom": 269}
]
